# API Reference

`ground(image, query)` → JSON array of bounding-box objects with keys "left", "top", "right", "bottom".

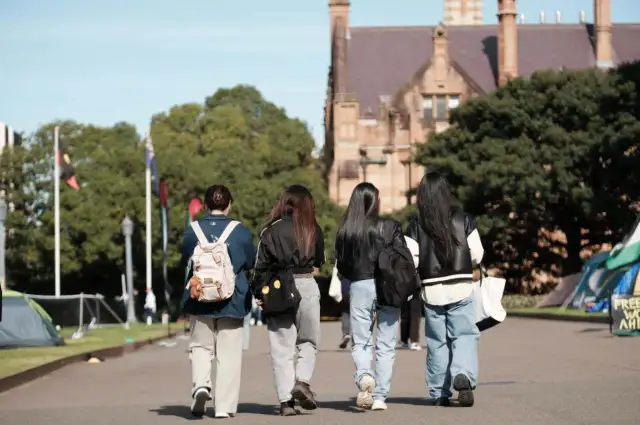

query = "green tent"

[
  {"left": 606, "top": 215, "right": 640, "bottom": 270},
  {"left": 0, "top": 290, "right": 65, "bottom": 348}
]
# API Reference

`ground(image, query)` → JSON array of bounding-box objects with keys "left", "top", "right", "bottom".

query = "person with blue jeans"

[
  {"left": 405, "top": 172, "right": 484, "bottom": 407},
  {"left": 181, "top": 185, "right": 256, "bottom": 418},
  {"left": 335, "top": 182, "right": 405, "bottom": 411}
]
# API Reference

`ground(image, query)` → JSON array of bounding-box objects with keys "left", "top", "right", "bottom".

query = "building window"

[
  {"left": 422, "top": 94, "right": 461, "bottom": 122},
  {"left": 422, "top": 97, "right": 433, "bottom": 121},
  {"left": 435, "top": 95, "right": 447, "bottom": 120}
]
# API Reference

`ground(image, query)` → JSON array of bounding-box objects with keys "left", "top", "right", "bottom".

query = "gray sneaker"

[
  {"left": 355, "top": 374, "right": 375, "bottom": 409},
  {"left": 191, "top": 387, "right": 210, "bottom": 417}
]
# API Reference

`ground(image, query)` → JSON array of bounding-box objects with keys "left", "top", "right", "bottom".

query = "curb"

[
  {"left": 0, "top": 330, "right": 180, "bottom": 394},
  {"left": 507, "top": 312, "right": 609, "bottom": 324}
]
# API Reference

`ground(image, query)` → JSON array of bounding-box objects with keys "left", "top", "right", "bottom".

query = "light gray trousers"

[
  {"left": 189, "top": 316, "right": 244, "bottom": 414},
  {"left": 267, "top": 276, "right": 321, "bottom": 403}
]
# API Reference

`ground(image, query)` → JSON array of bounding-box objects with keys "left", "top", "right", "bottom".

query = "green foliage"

[
  {"left": 415, "top": 63, "right": 640, "bottom": 293},
  {"left": 5, "top": 85, "right": 341, "bottom": 298}
]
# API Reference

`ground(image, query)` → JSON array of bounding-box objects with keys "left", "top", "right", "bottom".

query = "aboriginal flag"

[{"left": 58, "top": 148, "right": 79, "bottom": 190}]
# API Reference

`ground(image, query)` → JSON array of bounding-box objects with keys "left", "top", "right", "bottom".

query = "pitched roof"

[{"left": 347, "top": 23, "right": 640, "bottom": 117}]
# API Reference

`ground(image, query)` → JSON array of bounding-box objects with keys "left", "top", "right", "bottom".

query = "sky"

[{"left": 1, "top": 0, "right": 639, "bottom": 146}]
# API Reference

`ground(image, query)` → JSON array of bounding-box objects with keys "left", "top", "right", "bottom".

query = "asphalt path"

[{"left": 1, "top": 318, "right": 639, "bottom": 425}]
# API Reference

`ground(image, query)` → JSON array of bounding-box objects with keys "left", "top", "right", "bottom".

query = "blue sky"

[{"left": 1, "top": 0, "right": 639, "bottom": 146}]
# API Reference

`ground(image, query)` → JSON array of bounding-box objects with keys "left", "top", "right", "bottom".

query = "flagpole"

[
  {"left": 54, "top": 126, "right": 61, "bottom": 298},
  {"left": 145, "top": 135, "right": 152, "bottom": 292}
]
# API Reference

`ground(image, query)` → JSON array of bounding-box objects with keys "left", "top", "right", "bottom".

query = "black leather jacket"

[
  {"left": 336, "top": 217, "right": 404, "bottom": 282},
  {"left": 405, "top": 210, "right": 476, "bottom": 285}
]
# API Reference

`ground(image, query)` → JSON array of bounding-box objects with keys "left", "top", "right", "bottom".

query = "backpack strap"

[
  {"left": 218, "top": 220, "right": 240, "bottom": 244},
  {"left": 190, "top": 221, "right": 209, "bottom": 246}
]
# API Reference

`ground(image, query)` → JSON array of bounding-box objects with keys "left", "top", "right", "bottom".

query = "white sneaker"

[
  {"left": 371, "top": 400, "right": 388, "bottom": 411},
  {"left": 257, "top": 320, "right": 263, "bottom": 326},
  {"left": 214, "top": 412, "right": 231, "bottom": 418},
  {"left": 191, "top": 387, "right": 210, "bottom": 417},
  {"left": 409, "top": 342, "right": 422, "bottom": 351},
  {"left": 356, "top": 374, "right": 375, "bottom": 409},
  {"left": 249, "top": 318, "right": 256, "bottom": 326}
]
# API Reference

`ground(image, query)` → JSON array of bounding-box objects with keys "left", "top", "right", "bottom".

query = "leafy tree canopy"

[
  {"left": 415, "top": 63, "right": 640, "bottom": 292},
  {"left": 5, "top": 85, "right": 342, "bottom": 300}
]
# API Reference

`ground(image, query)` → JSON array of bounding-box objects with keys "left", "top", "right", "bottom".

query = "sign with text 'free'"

[{"left": 611, "top": 295, "right": 640, "bottom": 336}]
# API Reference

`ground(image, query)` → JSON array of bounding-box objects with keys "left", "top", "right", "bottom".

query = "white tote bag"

[
  {"left": 328, "top": 262, "right": 342, "bottom": 303},
  {"left": 473, "top": 267, "right": 507, "bottom": 331}
]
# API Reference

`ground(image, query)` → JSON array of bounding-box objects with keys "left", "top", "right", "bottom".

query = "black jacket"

[
  {"left": 336, "top": 217, "right": 404, "bottom": 282},
  {"left": 405, "top": 210, "right": 476, "bottom": 285},
  {"left": 251, "top": 215, "right": 324, "bottom": 295}
]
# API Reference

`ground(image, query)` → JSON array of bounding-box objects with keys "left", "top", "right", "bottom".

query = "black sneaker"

[
  {"left": 339, "top": 335, "right": 350, "bottom": 349},
  {"left": 435, "top": 397, "right": 450, "bottom": 406},
  {"left": 191, "top": 387, "right": 210, "bottom": 417},
  {"left": 453, "top": 374, "right": 474, "bottom": 407},
  {"left": 280, "top": 399, "right": 298, "bottom": 416},
  {"left": 291, "top": 381, "right": 318, "bottom": 410}
]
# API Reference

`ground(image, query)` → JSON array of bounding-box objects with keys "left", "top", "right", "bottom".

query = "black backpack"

[{"left": 375, "top": 224, "right": 419, "bottom": 308}]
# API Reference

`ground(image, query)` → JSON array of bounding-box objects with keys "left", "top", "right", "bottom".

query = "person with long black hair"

[
  {"left": 252, "top": 185, "right": 324, "bottom": 416},
  {"left": 335, "top": 182, "right": 405, "bottom": 411},
  {"left": 405, "top": 171, "right": 484, "bottom": 407}
]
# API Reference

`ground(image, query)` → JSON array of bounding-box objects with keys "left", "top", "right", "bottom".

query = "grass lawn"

[
  {"left": 0, "top": 323, "right": 183, "bottom": 379},
  {"left": 507, "top": 307, "right": 608, "bottom": 319}
]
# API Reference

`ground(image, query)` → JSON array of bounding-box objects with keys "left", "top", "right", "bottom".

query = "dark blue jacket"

[{"left": 180, "top": 214, "right": 256, "bottom": 318}]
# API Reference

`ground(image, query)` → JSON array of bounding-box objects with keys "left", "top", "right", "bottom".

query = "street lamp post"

[
  {"left": 358, "top": 146, "right": 388, "bottom": 182},
  {"left": 0, "top": 199, "right": 6, "bottom": 291},
  {"left": 121, "top": 216, "right": 138, "bottom": 324}
]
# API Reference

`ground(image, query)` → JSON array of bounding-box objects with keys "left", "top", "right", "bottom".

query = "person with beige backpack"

[{"left": 180, "top": 185, "right": 256, "bottom": 418}]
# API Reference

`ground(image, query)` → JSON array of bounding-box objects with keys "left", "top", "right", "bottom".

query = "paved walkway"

[{"left": 1, "top": 318, "right": 639, "bottom": 425}]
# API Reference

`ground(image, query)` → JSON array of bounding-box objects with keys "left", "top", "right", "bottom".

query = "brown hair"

[
  {"left": 204, "top": 185, "right": 233, "bottom": 211},
  {"left": 266, "top": 185, "right": 318, "bottom": 255}
]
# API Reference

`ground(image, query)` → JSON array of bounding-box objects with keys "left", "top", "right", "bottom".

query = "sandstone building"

[{"left": 323, "top": 0, "right": 640, "bottom": 212}]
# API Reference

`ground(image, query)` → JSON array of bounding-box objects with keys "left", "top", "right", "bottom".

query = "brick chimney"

[
  {"left": 594, "top": 0, "right": 613, "bottom": 69},
  {"left": 329, "top": 0, "right": 350, "bottom": 37},
  {"left": 497, "top": 0, "right": 518, "bottom": 86}
]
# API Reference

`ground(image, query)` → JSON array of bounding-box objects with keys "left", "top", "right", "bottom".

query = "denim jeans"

[
  {"left": 349, "top": 279, "right": 400, "bottom": 401},
  {"left": 424, "top": 294, "right": 479, "bottom": 399}
]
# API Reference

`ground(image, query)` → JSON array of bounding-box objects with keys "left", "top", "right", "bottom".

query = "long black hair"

[
  {"left": 335, "top": 182, "right": 381, "bottom": 263},
  {"left": 416, "top": 171, "right": 459, "bottom": 265}
]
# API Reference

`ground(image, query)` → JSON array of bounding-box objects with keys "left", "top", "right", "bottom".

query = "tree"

[
  {"left": 149, "top": 85, "right": 342, "bottom": 287},
  {"left": 6, "top": 86, "right": 342, "bottom": 300},
  {"left": 415, "top": 65, "right": 640, "bottom": 292},
  {"left": 8, "top": 121, "right": 145, "bottom": 295}
]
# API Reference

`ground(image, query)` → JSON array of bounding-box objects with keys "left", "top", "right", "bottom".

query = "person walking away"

[
  {"left": 250, "top": 296, "right": 263, "bottom": 326},
  {"left": 252, "top": 185, "right": 324, "bottom": 416},
  {"left": 181, "top": 185, "right": 256, "bottom": 418},
  {"left": 405, "top": 171, "right": 484, "bottom": 407},
  {"left": 399, "top": 295, "right": 422, "bottom": 350},
  {"left": 143, "top": 288, "right": 157, "bottom": 325},
  {"left": 335, "top": 182, "right": 405, "bottom": 411}
]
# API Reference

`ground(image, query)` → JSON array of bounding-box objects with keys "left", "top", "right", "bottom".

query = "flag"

[
  {"left": 159, "top": 180, "right": 171, "bottom": 302},
  {"left": 186, "top": 196, "right": 203, "bottom": 227},
  {"left": 58, "top": 147, "right": 79, "bottom": 190},
  {"left": 145, "top": 136, "right": 160, "bottom": 196}
]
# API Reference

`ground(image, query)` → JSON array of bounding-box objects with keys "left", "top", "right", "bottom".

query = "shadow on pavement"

[
  {"left": 318, "top": 398, "right": 366, "bottom": 413},
  {"left": 149, "top": 403, "right": 278, "bottom": 418}
]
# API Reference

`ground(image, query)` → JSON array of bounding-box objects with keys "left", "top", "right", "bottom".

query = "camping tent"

[
  {"left": 0, "top": 290, "right": 65, "bottom": 348},
  {"left": 561, "top": 251, "right": 611, "bottom": 309}
]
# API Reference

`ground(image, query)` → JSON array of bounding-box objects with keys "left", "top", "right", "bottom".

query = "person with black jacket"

[
  {"left": 335, "top": 182, "right": 405, "bottom": 411},
  {"left": 252, "top": 185, "right": 325, "bottom": 416},
  {"left": 405, "top": 171, "right": 484, "bottom": 408}
]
